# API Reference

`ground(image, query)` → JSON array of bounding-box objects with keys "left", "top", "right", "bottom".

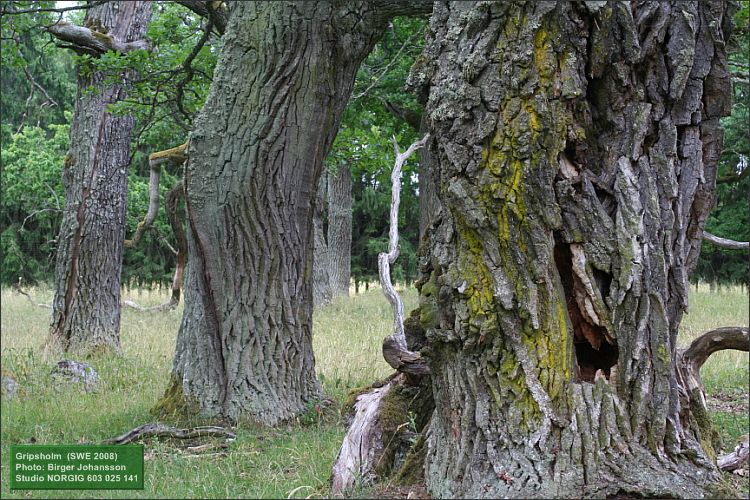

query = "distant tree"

[
  {"left": 0, "top": 1, "right": 76, "bottom": 135},
  {"left": 46, "top": 1, "right": 152, "bottom": 355},
  {"left": 327, "top": 164, "right": 353, "bottom": 298}
]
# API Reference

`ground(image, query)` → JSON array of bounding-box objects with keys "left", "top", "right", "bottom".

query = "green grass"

[{"left": 1, "top": 284, "right": 747, "bottom": 498}]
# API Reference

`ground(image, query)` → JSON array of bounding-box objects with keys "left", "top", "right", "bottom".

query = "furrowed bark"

[
  {"left": 313, "top": 172, "right": 333, "bottom": 308},
  {"left": 165, "top": 1, "right": 433, "bottom": 425},
  {"left": 48, "top": 1, "right": 152, "bottom": 356},
  {"left": 412, "top": 1, "right": 734, "bottom": 497},
  {"left": 327, "top": 165, "right": 353, "bottom": 298}
]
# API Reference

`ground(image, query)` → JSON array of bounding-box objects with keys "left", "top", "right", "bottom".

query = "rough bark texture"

[
  {"left": 48, "top": 1, "right": 152, "bottom": 356},
  {"left": 411, "top": 1, "right": 733, "bottom": 497},
  {"left": 327, "top": 164, "right": 353, "bottom": 298},
  {"left": 313, "top": 172, "right": 333, "bottom": 308},
  {"left": 164, "top": 1, "right": 432, "bottom": 425},
  {"left": 418, "top": 123, "right": 442, "bottom": 241}
]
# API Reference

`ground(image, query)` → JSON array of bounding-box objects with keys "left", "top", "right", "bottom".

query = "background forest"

[{"left": 1, "top": 2, "right": 746, "bottom": 291}]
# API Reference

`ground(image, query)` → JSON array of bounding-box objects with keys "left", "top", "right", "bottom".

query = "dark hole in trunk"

[{"left": 553, "top": 233, "right": 619, "bottom": 383}]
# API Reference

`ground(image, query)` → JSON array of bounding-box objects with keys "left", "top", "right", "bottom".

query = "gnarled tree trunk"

[
  {"left": 328, "top": 164, "right": 353, "bottom": 298},
  {"left": 48, "top": 1, "right": 152, "bottom": 356},
  {"left": 411, "top": 1, "right": 733, "bottom": 497},
  {"left": 159, "top": 1, "right": 432, "bottom": 425}
]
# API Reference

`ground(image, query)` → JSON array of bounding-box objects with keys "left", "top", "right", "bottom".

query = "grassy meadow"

[{"left": 0, "top": 284, "right": 747, "bottom": 498}]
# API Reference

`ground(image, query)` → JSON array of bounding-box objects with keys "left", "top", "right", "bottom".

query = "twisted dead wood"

[{"left": 379, "top": 134, "right": 430, "bottom": 376}]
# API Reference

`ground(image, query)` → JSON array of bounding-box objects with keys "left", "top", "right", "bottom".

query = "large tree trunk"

[
  {"left": 412, "top": 1, "right": 733, "bottom": 497},
  {"left": 328, "top": 164, "right": 353, "bottom": 298},
  {"left": 48, "top": 1, "right": 152, "bottom": 356},
  {"left": 313, "top": 172, "right": 333, "bottom": 308},
  {"left": 160, "top": 1, "right": 432, "bottom": 425}
]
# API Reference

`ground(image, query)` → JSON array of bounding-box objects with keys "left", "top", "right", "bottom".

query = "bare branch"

[
  {"left": 175, "top": 20, "right": 213, "bottom": 122},
  {"left": 13, "top": 278, "right": 51, "bottom": 309},
  {"left": 682, "top": 326, "right": 749, "bottom": 372},
  {"left": 125, "top": 142, "right": 187, "bottom": 248},
  {"left": 23, "top": 66, "right": 59, "bottom": 108},
  {"left": 175, "top": 0, "right": 228, "bottom": 35},
  {"left": 702, "top": 232, "right": 749, "bottom": 250},
  {"left": 46, "top": 21, "right": 149, "bottom": 56},
  {"left": 123, "top": 180, "right": 186, "bottom": 313},
  {"left": 379, "top": 134, "right": 430, "bottom": 376},
  {"left": 718, "top": 438, "right": 749, "bottom": 472},
  {"left": 351, "top": 29, "right": 423, "bottom": 101},
  {"left": 0, "top": 1, "right": 109, "bottom": 17}
]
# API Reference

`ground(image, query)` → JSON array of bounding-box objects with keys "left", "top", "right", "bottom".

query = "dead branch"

[
  {"left": 102, "top": 423, "right": 236, "bottom": 445},
  {"left": 676, "top": 327, "right": 749, "bottom": 421},
  {"left": 718, "top": 437, "right": 749, "bottom": 472},
  {"left": 0, "top": 1, "right": 109, "bottom": 17},
  {"left": 175, "top": 0, "right": 228, "bottom": 36},
  {"left": 682, "top": 326, "right": 749, "bottom": 372},
  {"left": 331, "top": 376, "right": 398, "bottom": 494},
  {"left": 716, "top": 165, "right": 750, "bottom": 185},
  {"left": 126, "top": 142, "right": 188, "bottom": 249},
  {"left": 378, "top": 134, "right": 430, "bottom": 376},
  {"left": 13, "top": 278, "right": 51, "bottom": 309},
  {"left": 703, "top": 232, "right": 749, "bottom": 250},
  {"left": 46, "top": 20, "right": 149, "bottom": 56}
]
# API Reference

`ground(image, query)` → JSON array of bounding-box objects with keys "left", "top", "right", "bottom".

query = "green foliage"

[
  {"left": 330, "top": 17, "right": 427, "bottom": 287},
  {"left": 0, "top": 123, "right": 68, "bottom": 284},
  {"left": 694, "top": 3, "right": 749, "bottom": 286},
  {"left": 0, "top": 2, "right": 77, "bottom": 132},
  {"left": 0, "top": 2, "right": 221, "bottom": 287}
]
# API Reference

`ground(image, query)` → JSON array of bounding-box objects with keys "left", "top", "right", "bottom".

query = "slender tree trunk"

[
  {"left": 328, "top": 164, "right": 353, "bottom": 298},
  {"left": 48, "top": 1, "right": 152, "bottom": 356},
  {"left": 413, "top": 1, "right": 733, "bottom": 497},
  {"left": 313, "top": 172, "right": 333, "bottom": 308},
  {"left": 418, "top": 121, "right": 441, "bottom": 240},
  {"left": 160, "top": 1, "right": 432, "bottom": 425}
]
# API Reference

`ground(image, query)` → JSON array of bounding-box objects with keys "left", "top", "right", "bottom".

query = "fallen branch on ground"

[
  {"left": 13, "top": 278, "right": 51, "bottom": 309},
  {"left": 103, "top": 423, "right": 235, "bottom": 445},
  {"left": 718, "top": 437, "right": 749, "bottom": 472}
]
